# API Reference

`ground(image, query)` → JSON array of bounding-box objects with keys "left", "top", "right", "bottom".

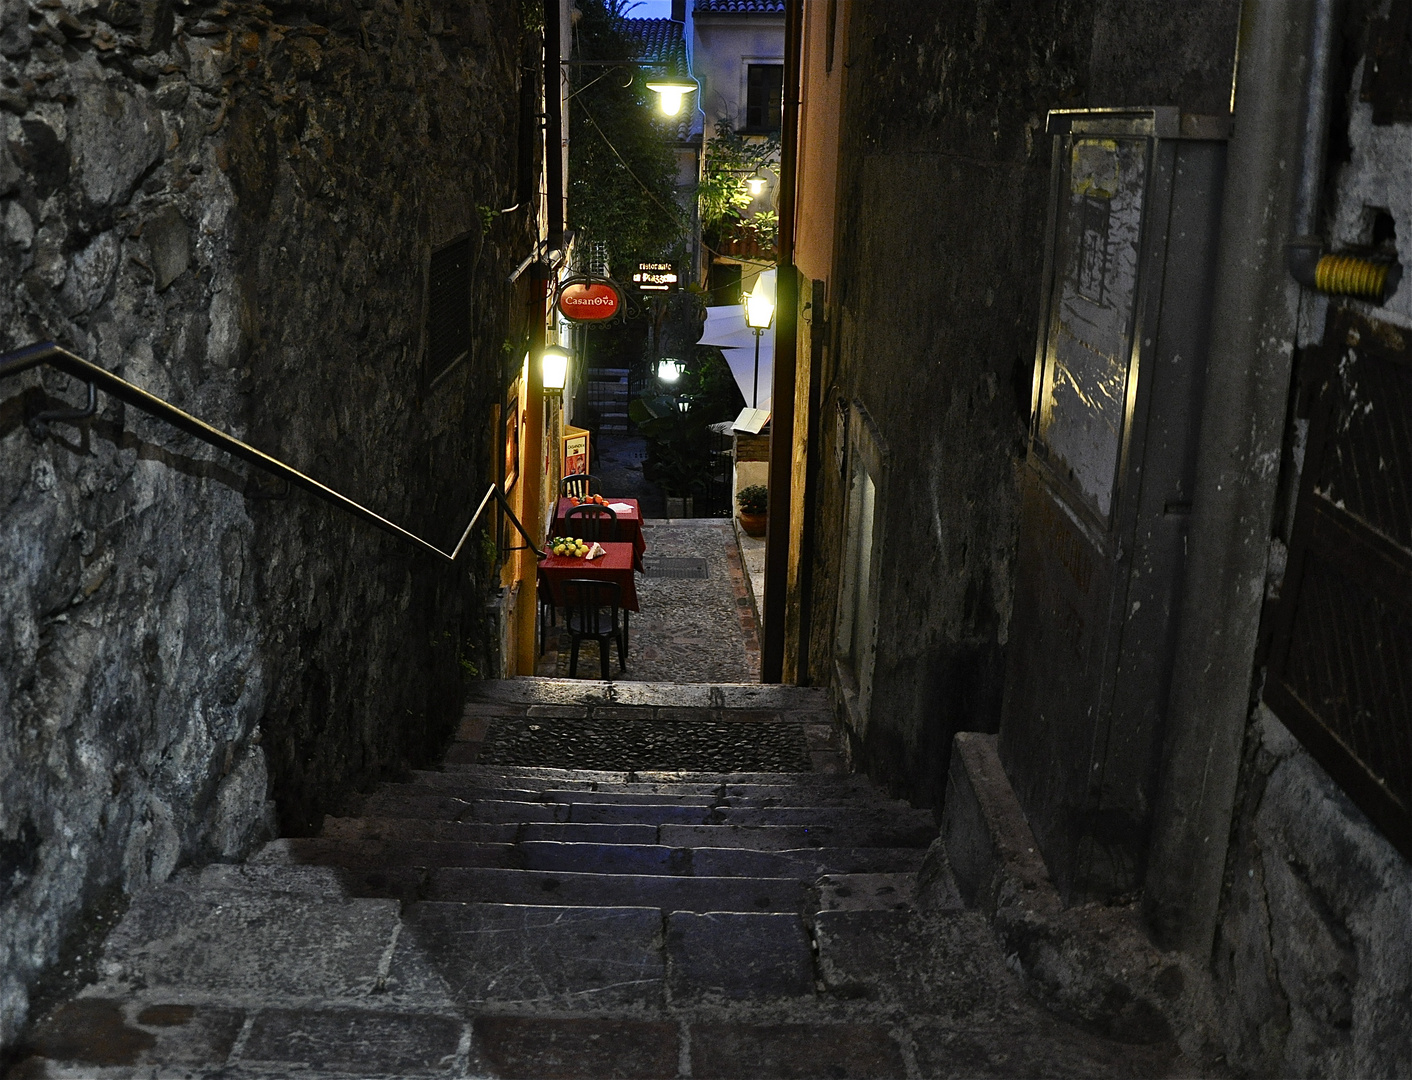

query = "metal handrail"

[{"left": 0, "top": 342, "right": 545, "bottom": 560}]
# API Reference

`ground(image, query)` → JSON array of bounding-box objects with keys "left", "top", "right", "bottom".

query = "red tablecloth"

[
  {"left": 538, "top": 542, "right": 640, "bottom": 612},
  {"left": 552, "top": 497, "right": 646, "bottom": 571}
]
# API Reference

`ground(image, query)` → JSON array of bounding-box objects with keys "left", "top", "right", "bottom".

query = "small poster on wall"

[
  {"left": 503, "top": 378, "right": 521, "bottom": 494},
  {"left": 562, "top": 426, "right": 590, "bottom": 481}
]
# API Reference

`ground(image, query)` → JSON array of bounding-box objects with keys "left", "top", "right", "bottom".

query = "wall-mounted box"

[{"left": 998, "top": 108, "right": 1228, "bottom": 902}]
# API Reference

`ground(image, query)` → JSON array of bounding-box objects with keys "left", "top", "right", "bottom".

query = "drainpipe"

[
  {"left": 761, "top": 0, "right": 803, "bottom": 682},
  {"left": 544, "top": 0, "right": 564, "bottom": 255},
  {"left": 1285, "top": 1, "right": 1398, "bottom": 302},
  {"left": 1143, "top": 0, "right": 1332, "bottom": 955}
]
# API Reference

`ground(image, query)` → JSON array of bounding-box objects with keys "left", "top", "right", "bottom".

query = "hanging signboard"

[
  {"left": 562, "top": 426, "right": 590, "bottom": 480},
  {"left": 557, "top": 276, "right": 622, "bottom": 322},
  {"left": 633, "top": 262, "right": 679, "bottom": 292}
]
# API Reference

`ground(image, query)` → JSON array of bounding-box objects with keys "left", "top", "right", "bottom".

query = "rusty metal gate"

[{"left": 1264, "top": 310, "right": 1412, "bottom": 860}]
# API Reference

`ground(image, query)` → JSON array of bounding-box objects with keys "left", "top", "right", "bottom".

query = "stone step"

[
  {"left": 658, "top": 822, "right": 937, "bottom": 850},
  {"left": 413, "top": 770, "right": 876, "bottom": 797},
  {"left": 404, "top": 774, "right": 909, "bottom": 809},
  {"left": 258, "top": 837, "right": 926, "bottom": 879},
  {"left": 392, "top": 902, "right": 665, "bottom": 1010},
  {"left": 355, "top": 792, "right": 936, "bottom": 832},
  {"left": 252, "top": 838, "right": 517, "bottom": 870},
  {"left": 436, "top": 763, "right": 872, "bottom": 789},
  {"left": 323, "top": 816, "right": 935, "bottom": 853},
  {"left": 320, "top": 817, "right": 659, "bottom": 846},
  {"left": 425, "top": 867, "right": 807, "bottom": 912},
  {"left": 817, "top": 873, "right": 919, "bottom": 912},
  {"left": 467, "top": 678, "right": 830, "bottom": 712}
]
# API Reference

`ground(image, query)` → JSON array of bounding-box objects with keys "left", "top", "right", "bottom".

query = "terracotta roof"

[
  {"left": 621, "top": 18, "right": 687, "bottom": 69},
  {"left": 693, "top": 0, "right": 785, "bottom": 12}
]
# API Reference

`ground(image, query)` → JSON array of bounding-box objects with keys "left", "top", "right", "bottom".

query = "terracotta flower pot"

[{"left": 738, "top": 511, "right": 767, "bottom": 537}]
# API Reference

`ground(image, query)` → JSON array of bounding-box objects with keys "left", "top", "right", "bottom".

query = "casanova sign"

[{"left": 557, "top": 278, "right": 622, "bottom": 323}]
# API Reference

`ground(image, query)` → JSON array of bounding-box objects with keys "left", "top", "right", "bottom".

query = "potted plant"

[{"left": 736, "top": 484, "right": 768, "bottom": 537}]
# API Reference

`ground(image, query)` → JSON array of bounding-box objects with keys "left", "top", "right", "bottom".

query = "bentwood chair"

[
  {"left": 560, "top": 473, "right": 603, "bottom": 499},
  {"left": 562, "top": 579, "right": 627, "bottom": 679},
  {"left": 563, "top": 503, "right": 618, "bottom": 542}
]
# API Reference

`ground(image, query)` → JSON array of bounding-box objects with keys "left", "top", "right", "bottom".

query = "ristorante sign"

[{"left": 556, "top": 277, "right": 622, "bottom": 323}]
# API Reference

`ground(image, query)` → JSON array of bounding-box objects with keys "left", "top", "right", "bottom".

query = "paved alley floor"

[{"left": 540, "top": 519, "right": 759, "bottom": 684}]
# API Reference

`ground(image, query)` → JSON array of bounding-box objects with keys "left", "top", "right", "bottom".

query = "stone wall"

[
  {"left": 810, "top": 0, "right": 1238, "bottom": 809},
  {"left": 1214, "top": 709, "right": 1412, "bottom": 1077},
  {"left": 0, "top": 0, "right": 526, "bottom": 1049}
]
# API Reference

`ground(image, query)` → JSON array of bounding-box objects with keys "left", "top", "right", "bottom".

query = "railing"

[{"left": 0, "top": 342, "right": 545, "bottom": 561}]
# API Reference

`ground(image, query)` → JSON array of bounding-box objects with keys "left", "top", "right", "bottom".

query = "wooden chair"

[
  {"left": 560, "top": 473, "right": 603, "bottom": 499},
  {"left": 563, "top": 503, "right": 618, "bottom": 542},
  {"left": 562, "top": 579, "right": 627, "bottom": 679}
]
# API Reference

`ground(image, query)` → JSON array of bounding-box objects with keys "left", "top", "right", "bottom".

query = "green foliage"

[
  {"left": 736, "top": 484, "right": 768, "bottom": 514},
  {"left": 568, "top": 0, "right": 682, "bottom": 273},
  {"left": 698, "top": 121, "right": 780, "bottom": 232}
]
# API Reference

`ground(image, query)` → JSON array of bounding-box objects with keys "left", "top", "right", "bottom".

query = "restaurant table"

[
  {"left": 552, "top": 497, "right": 647, "bottom": 571},
  {"left": 537, "top": 541, "right": 640, "bottom": 612}
]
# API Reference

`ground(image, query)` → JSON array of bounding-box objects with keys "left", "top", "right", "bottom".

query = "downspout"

[
  {"left": 544, "top": 0, "right": 565, "bottom": 256},
  {"left": 761, "top": 0, "right": 803, "bottom": 682},
  {"left": 1143, "top": 0, "right": 1332, "bottom": 955},
  {"left": 1285, "top": 1, "right": 1398, "bottom": 301}
]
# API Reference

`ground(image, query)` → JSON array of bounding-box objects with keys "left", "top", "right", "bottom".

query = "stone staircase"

[
  {"left": 586, "top": 366, "right": 631, "bottom": 434},
  {"left": 12, "top": 680, "right": 1184, "bottom": 1078}
]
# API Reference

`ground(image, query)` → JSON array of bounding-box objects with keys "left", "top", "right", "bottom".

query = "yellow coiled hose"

[{"left": 1314, "top": 254, "right": 1391, "bottom": 300}]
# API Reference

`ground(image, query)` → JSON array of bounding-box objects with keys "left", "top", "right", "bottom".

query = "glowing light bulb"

[
  {"left": 542, "top": 345, "right": 570, "bottom": 391},
  {"left": 647, "top": 79, "right": 695, "bottom": 117}
]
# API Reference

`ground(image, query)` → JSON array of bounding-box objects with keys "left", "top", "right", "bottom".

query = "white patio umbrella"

[{"left": 698, "top": 270, "right": 775, "bottom": 409}]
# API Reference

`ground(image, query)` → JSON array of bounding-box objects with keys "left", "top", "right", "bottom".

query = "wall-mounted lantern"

[{"left": 542, "top": 344, "right": 570, "bottom": 393}]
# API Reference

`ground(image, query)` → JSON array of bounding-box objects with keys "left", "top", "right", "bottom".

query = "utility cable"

[{"left": 575, "top": 99, "right": 683, "bottom": 227}]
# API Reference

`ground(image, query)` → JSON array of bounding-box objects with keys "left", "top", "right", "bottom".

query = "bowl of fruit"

[{"left": 549, "top": 538, "right": 604, "bottom": 559}]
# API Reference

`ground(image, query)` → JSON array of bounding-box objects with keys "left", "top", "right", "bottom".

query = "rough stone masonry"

[{"left": 0, "top": 0, "right": 526, "bottom": 1050}]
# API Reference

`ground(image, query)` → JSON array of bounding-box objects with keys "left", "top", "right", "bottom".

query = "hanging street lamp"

[{"left": 645, "top": 75, "right": 697, "bottom": 117}]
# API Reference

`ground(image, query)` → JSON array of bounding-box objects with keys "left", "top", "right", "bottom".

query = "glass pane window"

[{"left": 745, "top": 64, "right": 784, "bottom": 132}]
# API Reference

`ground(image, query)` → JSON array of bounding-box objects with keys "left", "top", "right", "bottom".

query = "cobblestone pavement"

[
  {"left": 478, "top": 714, "right": 812, "bottom": 772},
  {"left": 541, "top": 519, "right": 760, "bottom": 684}
]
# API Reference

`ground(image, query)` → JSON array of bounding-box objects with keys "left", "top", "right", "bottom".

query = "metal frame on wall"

[{"left": 1263, "top": 307, "right": 1412, "bottom": 861}]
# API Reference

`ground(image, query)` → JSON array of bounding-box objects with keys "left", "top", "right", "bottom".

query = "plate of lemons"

[{"left": 549, "top": 538, "right": 604, "bottom": 559}]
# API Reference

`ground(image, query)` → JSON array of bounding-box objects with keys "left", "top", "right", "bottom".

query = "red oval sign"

[{"left": 558, "top": 281, "right": 621, "bottom": 322}]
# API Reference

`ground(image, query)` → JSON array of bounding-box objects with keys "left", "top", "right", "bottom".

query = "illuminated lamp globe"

[
  {"left": 747, "top": 174, "right": 767, "bottom": 197},
  {"left": 744, "top": 288, "right": 774, "bottom": 330},
  {"left": 657, "top": 358, "right": 684, "bottom": 383},
  {"left": 542, "top": 345, "right": 570, "bottom": 392},
  {"left": 646, "top": 78, "right": 695, "bottom": 117}
]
